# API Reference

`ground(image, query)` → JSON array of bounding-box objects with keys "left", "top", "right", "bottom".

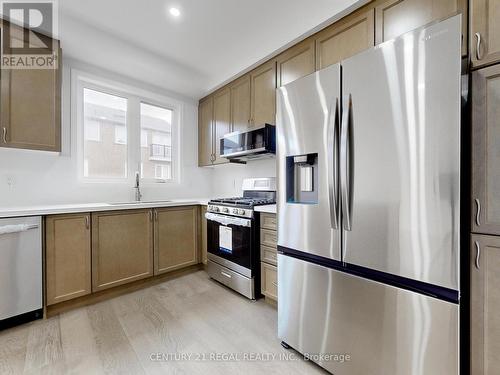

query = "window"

[
  {"left": 114, "top": 125, "right": 127, "bottom": 145},
  {"left": 140, "top": 103, "right": 174, "bottom": 181},
  {"left": 82, "top": 88, "right": 128, "bottom": 179},
  {"left": 75, "top": 71, "right": 180, "bottom": 183}
]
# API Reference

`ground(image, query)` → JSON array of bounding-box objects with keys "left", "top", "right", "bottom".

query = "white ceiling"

[{"left": 60, "top": 0, "right": 365, "bottom": 100}]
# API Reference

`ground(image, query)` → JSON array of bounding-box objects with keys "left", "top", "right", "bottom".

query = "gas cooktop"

[{"left": 209, "top": 196, "right": 275, "bottom": 208}]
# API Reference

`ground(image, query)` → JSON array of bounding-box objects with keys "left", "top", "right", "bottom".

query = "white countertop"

[
  {"left": 255, "top": 204, "right": 276, "bottom": 214},
  {"left": 0, "top": 198, "right": 211, "bottom": 219}
]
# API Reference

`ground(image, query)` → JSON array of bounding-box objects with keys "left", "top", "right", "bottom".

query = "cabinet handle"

[
  {"left": 272, "top": 281, "right": 278, "bottom": 287},
  {"left": 85, "top": 216, "right": 90, "bottom": 229},
  {"left": 154, "top": 209, "right": 158, "bottom": 221},
  {"left": 149, "top": 210, "right": 153, "bottom": 221},
  {"left": 2, "top": 127, "right": 6, "bottom": 143},
  {"left": 475, "top": 241, "right": 481, "bottom": 270},
  {"left": 475, "top": 33, "right": 483, "bottom": 60},
  {"left": 475, "top": 198, "right": 481, "bottom": 227}
]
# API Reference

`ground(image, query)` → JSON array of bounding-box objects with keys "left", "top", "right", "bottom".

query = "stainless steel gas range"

[{"left": 205, "top": 178, "right": 276, "bottom": 299}]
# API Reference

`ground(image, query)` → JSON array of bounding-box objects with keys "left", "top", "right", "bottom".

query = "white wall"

[
  {"left": 0, "top": 60, "right": 214, "bottom": 208},
  {"left": 210, "top": 158, "right": 276, "bottom": 197}
]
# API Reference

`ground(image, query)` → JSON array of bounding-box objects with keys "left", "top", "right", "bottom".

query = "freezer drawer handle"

[
  {"left": 221, "top": 271, "right": 232, "bottom": 279},
  {"left": 475, "top": 198, "right": 481, "bottom": 227},
  {"left": 0, "top": 224, "right": 39, "bottom": 235},
  {"left": 475, "top": 241, "right": 481, "bottom": 270}
]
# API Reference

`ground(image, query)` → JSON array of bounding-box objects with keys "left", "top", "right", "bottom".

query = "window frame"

[{"left": 72, "top": 69, "right": 182, "bottom": 185}]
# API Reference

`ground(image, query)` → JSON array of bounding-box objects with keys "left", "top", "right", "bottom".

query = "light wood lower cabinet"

[
  {"left": 470, "top": 234, "right": 500, "bottom": 374},
  {"left": 261, "top": 263, "right": 278, "bottom": 301},
  {"left": 45, "top": 213, "right": 91, "bottom": 305},
  {"left": 154, "top": 206, "right": 199, "bottom": 275},
  {"left": 91, "top": 210, "right": 154, "bottom": 292}
]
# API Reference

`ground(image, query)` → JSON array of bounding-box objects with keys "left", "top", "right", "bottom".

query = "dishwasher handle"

[{"left": 0, "top": 224, "right": 39, "bottom": 236}]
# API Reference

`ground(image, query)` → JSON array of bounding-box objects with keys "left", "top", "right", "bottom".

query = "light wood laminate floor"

[{"left": 0, "top": 270, "right": 327, "bottom": 374}]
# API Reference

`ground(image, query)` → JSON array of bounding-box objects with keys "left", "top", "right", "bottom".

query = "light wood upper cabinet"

[
  {"left": 0, "top": 45, "right": 61, "bottom": 152},
  {"left": 250, "top": 60, "right": 277, "bottom": 125},
  {"left": 471, "top": 0, "right": 500, "bottom": 68},
  {"left": 277, "top": 38, "right": 315, "bottom": 87},
  {"left": 472, "top": 65, "right": 500, "bottom": 236},
  {"left": 230, "top": 75, "right": 251, "bottom": 132},
  {"left": 154, "top": 206, "right": 199, "bottom": 275},
  {"left": 91, "top": 210, "right": 154, "bottom": 292},
  {"left": 375, "top": 0, "right": 467, "bottom": 55},
  {"left": 316, "top": 8, "right": 375, "bottom": 69},
  {"left": 470, "top": 234, "right": 500, "bottom": 375},
  {"left": 213, "top": 88, "right": 231, "bottom": 165},
  {"left": 46, "top": 213, "right": 91, "bottom": 306},
  {"left": 198, "top": 97, "right": 213, "bottom": 167}
]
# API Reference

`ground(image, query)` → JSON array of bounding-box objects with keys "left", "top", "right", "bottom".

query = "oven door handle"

[{"left": 205, "top": 212, "right": 252, "bottom": 227}]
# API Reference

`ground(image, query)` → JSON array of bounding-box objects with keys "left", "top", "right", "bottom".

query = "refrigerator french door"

[{"left": 277, "top": 15, "right": 461, "bottom": 375}]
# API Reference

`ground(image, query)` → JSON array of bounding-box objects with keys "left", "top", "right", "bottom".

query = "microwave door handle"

[
  {"left": 328, "top": 98, "right": 339, "bottom": 229},
  {"left": 340, "top": 94, "right": 352, "bottom": 232}
]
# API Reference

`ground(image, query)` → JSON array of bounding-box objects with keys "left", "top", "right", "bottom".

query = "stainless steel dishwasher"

[{"left": 0, "top": 216, "right": 43, "bottom": 329}]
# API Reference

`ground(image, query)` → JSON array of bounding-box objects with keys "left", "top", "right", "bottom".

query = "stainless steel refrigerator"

[{"left": 276, "top": 15, "right": 462, "bottom": 375}]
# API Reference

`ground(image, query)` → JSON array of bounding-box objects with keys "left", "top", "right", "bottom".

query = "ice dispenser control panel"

[{"left": 286, "top": 153, "right": 318, "bottom": 204}]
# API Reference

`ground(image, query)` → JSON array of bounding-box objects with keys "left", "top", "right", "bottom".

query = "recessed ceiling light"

[{"left": 169, "top": 7, "right": 180, "bottom": 17}]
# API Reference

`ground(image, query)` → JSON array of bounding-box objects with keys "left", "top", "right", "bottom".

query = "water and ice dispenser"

[{"left": 286, "top": 153, "right": 318, "bottom": 204}]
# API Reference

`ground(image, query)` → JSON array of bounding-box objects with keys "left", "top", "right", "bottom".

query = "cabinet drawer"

[
  {"left": 260, "top": 213, "right": 277, "bottom": 230},
  {"left": 261, "top": 245, "right": 277, "bottom": 266},
  {"left": 261, "top": 262, "right": 278, "bottom": 301},
  {"left": 261, "top": 228, "right": 277, "bottom": 248}
]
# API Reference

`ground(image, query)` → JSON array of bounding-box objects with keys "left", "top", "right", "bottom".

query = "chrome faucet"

[{"left": 134, "top": 171, "right": 142, "bottom": 201}]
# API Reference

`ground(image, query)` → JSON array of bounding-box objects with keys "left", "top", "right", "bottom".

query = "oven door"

[{"left": 205, "top": 212, "right": 253, "bottom": 276}]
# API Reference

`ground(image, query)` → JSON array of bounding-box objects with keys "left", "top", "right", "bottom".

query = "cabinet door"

[
  {"left": 213, "top": 87, "right": 231, "bottom": 165},
  {"left": 1, "top": 46, "right": 61, "bottom": 151},
  {"left": 375, "top": 0, "right": 467, "bottom": 55},
  {"left": 261, "top": 262, "right": 278, "bottom": 301},
  {"left": 198, "top": 97, "right": 214, "bottom": 166},
  {"left": 230, "top": 75, "right": 251, "bottom": 132},
  {"left": 470, "top": 234, "right": 500, "bottom": 374},
  {"left": 92, "top": 210, "right": 153, "bottom": 291},
  {"left": 316, "top": 8, "right": 374, "bottom": 70},
  {"left": 154, "top": 206, "right": 199, "bottom": 275},
  {"left": 471, "top": 0, "right": 500, "bottom": 67},
  {"left": 276, "top": 38, "right": 315, "bottom": 87},
  {"left": 201, "top": 205, "right": 208, "bottom": 265},
  {"left": 472, "top": 65, "right": 500, "bottom": 235},
  {"left": 46, "top": 213, "right": 91, "bottom": 305},
  {"left": 250, "top": 60, "right": 276, "bottom": 125}
]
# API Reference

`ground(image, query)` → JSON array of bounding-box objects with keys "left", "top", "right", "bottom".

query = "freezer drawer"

[{"left": 278, "top": 254, "right": 459, "bottom": 375}]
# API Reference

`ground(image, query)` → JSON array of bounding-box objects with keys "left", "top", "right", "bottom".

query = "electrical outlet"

[{"left": 5, "top": 175, "right": 15, "bottom": 188}]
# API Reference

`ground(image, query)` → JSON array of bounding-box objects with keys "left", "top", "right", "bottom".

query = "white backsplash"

[{"left": 211, "top": 158, "right": 277, "bottom": 197}]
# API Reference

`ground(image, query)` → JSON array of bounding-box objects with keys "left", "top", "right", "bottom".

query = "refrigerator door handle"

[
  {"left": 340, "top": 94, "right": 352, "bottom": 231},
  {"left": 327, "top": 98, "right": 339, "bottom": 229}
]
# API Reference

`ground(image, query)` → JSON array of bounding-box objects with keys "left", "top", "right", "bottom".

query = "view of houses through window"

[{"left": 82, "top": 86, "right": 175, "bottom": 182}]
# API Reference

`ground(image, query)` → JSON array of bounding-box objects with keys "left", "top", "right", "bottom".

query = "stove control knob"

[
  {"left": 222, "top": 207, "right": 229, "bottom": 213},
  {"left": 232, "top": 209, "right": 238, "bottom": 214},
  {"left": 239, "top": 209, "right": 246, "bottom": 215},
  {"left": 213, "top": 206, "right": 220, "bottom": 212}
]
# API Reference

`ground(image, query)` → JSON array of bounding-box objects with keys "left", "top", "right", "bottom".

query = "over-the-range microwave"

[{"left": 220, "top": 124, "right": 276, "bottom": 163}]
